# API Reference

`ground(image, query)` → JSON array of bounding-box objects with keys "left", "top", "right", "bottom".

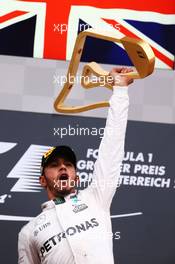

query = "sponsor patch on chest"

[{"left": 72, "top": 203, "right": 88, "bottom": 213}]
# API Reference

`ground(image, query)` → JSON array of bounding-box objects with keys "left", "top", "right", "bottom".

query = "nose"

[{"left": 59, "top": 162, "right": 67, "bottom": 171}]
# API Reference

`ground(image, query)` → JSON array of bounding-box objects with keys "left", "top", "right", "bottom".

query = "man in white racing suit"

[{"left": 18, "top": 67, "right": 134, "bottom": 264}]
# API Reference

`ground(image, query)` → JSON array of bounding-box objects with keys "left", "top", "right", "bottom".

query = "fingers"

[
  {"left": 127, "top": 78, "right": 134, "bottom": 84},
  {"left": 110, "top": 67, "right": 133, "bottom": 74},
  {"left": 109, "top": 66, "right": 134, "bottom": 86},
  {"left": 121, "top": 68, "right": 133, "bottom": 74},
  {"left": 110, "top": 67, "right": 123, "bottom": 74}
]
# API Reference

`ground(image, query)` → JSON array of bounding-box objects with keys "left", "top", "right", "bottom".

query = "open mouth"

[{"left": 59, "top": 174, "right": 69, "bottom": 181}]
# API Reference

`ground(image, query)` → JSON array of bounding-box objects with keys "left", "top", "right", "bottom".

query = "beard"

[
  {"left": 44, "top": 175, "right": 76, "bottom": 197},
  {"left": 54, "top": 188, "right": 73, "bottom": 197}
]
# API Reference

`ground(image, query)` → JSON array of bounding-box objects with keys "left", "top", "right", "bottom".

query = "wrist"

[
  {"left": 113, "top": 86, "right": 128, "bottom": 95},
  {"left": 113, "top": 77, "right": 129, "bottom": 87}
]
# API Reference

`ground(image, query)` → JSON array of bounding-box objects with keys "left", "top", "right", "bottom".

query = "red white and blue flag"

[{"left": 0, "top": 0, "right": 175, "bottom": 69}]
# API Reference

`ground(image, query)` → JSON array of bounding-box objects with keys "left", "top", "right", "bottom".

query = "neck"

[{"left": 47, "top": 188, "right": 77, "bottom": 200}]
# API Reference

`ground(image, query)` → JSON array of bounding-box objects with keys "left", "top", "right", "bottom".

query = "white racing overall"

[{"left": 18, "top": 87, "right": 129, "bottom": 264}]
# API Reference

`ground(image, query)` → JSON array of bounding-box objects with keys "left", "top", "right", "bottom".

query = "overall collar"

[{"left": 41, "top": 189, "right": 78, "bottom": 211}]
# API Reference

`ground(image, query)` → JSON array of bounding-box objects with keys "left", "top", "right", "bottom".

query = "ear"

[
  {"left": 39, "top": 175, "right": 47, "bottom": 188},
  {"left": 75, "top": 175, "right": 80, "bottom": 183}
]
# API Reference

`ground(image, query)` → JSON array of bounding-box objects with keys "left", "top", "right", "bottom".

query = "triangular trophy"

[{"left": 54, "top": 29, "right": 155, "bottom": 113}]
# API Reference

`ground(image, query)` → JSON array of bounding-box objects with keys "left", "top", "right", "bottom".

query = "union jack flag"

[{"left": 0, "top": 0, "right": 175, "bottom": 69}]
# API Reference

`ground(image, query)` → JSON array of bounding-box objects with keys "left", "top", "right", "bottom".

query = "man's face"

[{"left": 40, "top": 157, "right": 77, "bottom": 197}]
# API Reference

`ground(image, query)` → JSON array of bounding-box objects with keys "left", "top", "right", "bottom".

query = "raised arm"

[{"left": 89, "top": 67, "right": 133, "bottom": 210}]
